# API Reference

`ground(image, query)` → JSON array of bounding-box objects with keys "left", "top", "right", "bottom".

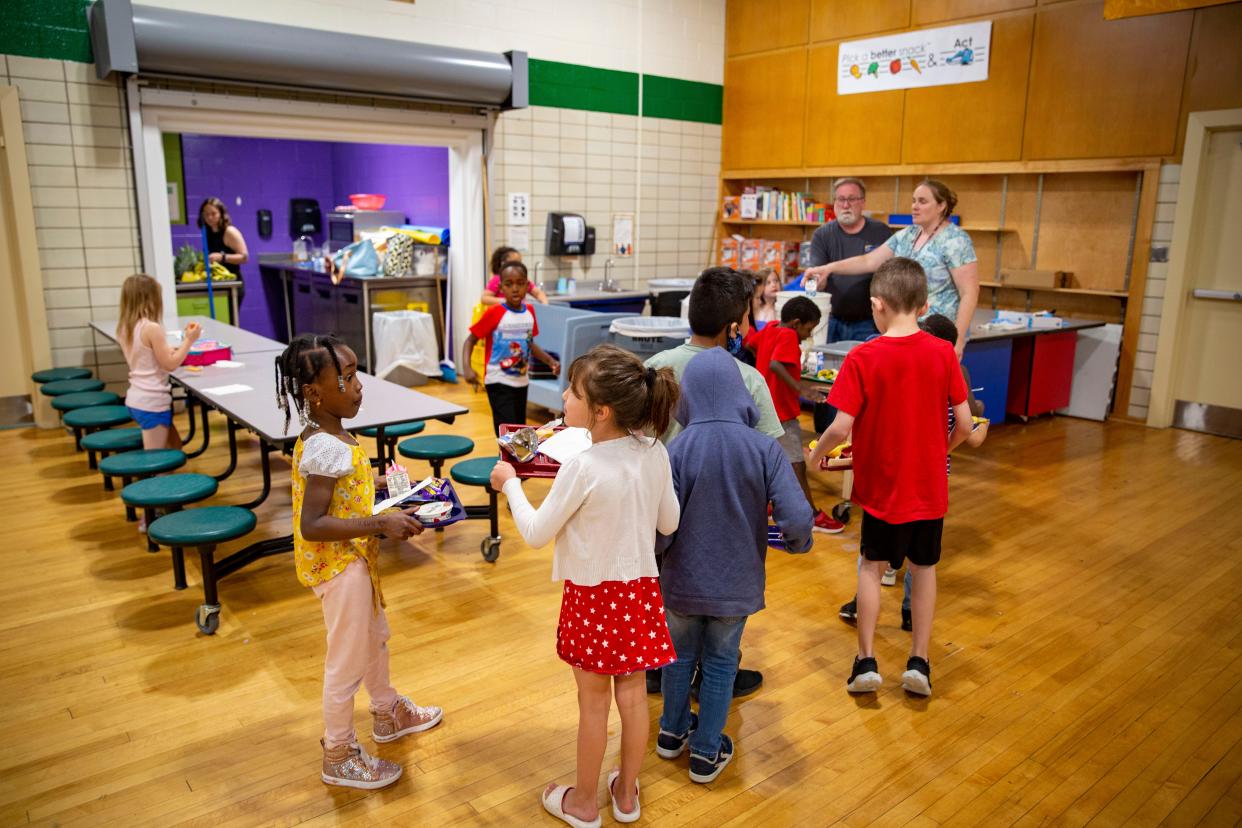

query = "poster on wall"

[
  {"left": 612, "top": 214, "right": 633, "bottom": 256},
  {"left": 837, "top": 21, "right": 991, "bottom": 95},
  {"left": 506, "top": 224, "right": 530, "bottom": 252}
]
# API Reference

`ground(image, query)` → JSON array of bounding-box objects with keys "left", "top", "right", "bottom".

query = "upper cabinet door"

[
  {"left": 808, "top": 0, "right": 911, "bottom": 42},
  {"left": 1023, "top": 2, "right": 1193, "bottom": 159},
  {"left": 801, "top": 42, "right": 904, "bottom": 168},
  {"left": 723, "top": 50, "right": 809, "bottom": 171},
  {"left": 914, "top": 0, "right": 1036, "bottom": 26},
  {"left": 726, "top": 0, "right": 810, "bottom": 57}
]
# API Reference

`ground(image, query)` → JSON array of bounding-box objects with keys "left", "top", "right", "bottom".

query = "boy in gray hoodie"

[{"left": 655, "top": 347, "right": 814, "bottom": 783}]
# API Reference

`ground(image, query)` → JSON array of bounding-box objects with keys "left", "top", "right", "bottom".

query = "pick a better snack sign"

[{"left": 837, "top": 20, "right": 991, "bottom": 95}]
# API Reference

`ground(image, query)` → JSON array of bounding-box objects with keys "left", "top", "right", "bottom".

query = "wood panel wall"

[{"left": 722, "top": 0, "right": 1242, "bottom": 172}]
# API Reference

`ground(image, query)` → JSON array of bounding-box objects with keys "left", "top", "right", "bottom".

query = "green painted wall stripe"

[
  {"left": 529, "top": 59, "right": 639, "bottom": 116},
  {"left": 162, "top": 133, "right": 186, "bottom": 225},
  {"left": 641, "top": 74, "right": 722, "bottom": 125},
  {"left": 1, "top": 0, "right": 93, "bottom": 64}
]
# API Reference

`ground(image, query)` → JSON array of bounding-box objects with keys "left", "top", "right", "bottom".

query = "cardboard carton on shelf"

[{"left": 1000, "top": 269, "right": 1069, "bottom": 290}]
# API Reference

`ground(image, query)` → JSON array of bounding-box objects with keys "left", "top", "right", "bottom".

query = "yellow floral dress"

[{"left": 292, "top": 432, "right": 384, "bottom": 611}]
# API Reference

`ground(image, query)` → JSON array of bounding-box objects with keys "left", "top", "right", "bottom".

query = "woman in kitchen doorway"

[{"left": 198, "top": 197, "right": 250, "bottom": 280}]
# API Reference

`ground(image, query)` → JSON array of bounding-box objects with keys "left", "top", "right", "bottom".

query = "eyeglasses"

[{"left": 834, "top": 196, "right": 864, "bottom": 204}]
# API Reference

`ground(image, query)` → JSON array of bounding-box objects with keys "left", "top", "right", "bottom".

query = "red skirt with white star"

[{"left": 556, "top": 577, "right": 676, "bottom": 676}]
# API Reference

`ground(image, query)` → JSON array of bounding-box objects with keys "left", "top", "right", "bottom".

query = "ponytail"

[
  {"left": 643, "top": 365, "right": 678, "bottom": 436},
  {"left": 568, "top": 344, "right": 680, "bottom": 436}
]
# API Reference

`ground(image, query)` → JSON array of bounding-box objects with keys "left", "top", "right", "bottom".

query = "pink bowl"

[{"left": 349, "top": 193, "right": 387, "bottom": 210}]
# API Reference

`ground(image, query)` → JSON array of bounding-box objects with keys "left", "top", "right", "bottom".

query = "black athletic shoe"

[
  {"left": 901, "top": 608, "right": 912, "bottom": 632},
  {"left": 839, "top": 599, "right": 858, "bottom": 623},
  {"left": 688, "top": 734, "right": 734, "bottom": 784},
  {"left": 847, "top": 655, "right": 882, "bottom": 693},
  {"left": 902, "top": 656, "right": 932, "bottom": 696},
  {"left": 733, "top": 668, "right": 763, "bottom": 697},
  {"left": 646, "top": 668, "right": 662, "bottom": 695},
  {"left": 656, "top": 711, "right": 698, "bottom": 759}
]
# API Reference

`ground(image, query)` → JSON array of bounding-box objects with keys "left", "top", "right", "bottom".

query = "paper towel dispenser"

[{"left": 546, "top": 212, "right": 595, "bottom": 256}]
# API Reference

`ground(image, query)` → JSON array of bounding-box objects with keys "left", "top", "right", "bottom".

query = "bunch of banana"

[{"left": 180, "top": 260, "right": 232, "bottom": 283}]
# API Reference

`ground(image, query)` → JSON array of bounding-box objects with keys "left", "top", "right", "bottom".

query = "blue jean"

[
  {"left": 856, "top": 555, "right": 914, "bottom": 612},
  {"left": 828, "top": 316, "right": 879, "bottom": 343},
  {"left": 660, "top": 609, "right": 747, "bottom": 758}
]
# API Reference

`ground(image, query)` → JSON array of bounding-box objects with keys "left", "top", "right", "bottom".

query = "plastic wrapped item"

[{"left": 498, "top": 426, "right": 540, "bottom": 462}]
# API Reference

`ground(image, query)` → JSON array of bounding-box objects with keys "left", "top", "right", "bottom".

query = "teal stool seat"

[
  {"left": 64, "top": 404, "right": 132, "bottom": 429},
  {"left": 122, "top": 473, "right": 218, "bottom": 509},
  {"left": 100, "top": 448, "right": 186, "bottom": 478},
  {"left": 33, "top": 367, "right": 92, "bottom": 383},
  {"left": 41, "top": 378, "right": 104, "bottom": 396},
  {"left": 52, "top": 391, "right": 120, "bottom": 411},
  {"left": 149, "top": 506, "right": 256, "bottom": 547},
  {"left": 398, "top": 434, "right": 474, "bottom": 478},
  {"left": 451, "top": 456, "right": 499, "bottom": 488},
  {"left": 80, "top": 427, "right": 143, "bottom": 453},
  {"left": 357, "top": 420, "right": 425, "bottom": 467}
]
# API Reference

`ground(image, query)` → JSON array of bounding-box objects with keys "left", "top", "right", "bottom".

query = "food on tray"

[
  {"left": 498, "top": 426, "right": 540, "bottom": 462},
  {"left": 415, "top": 501, "right": 453, "bottom": 522}
]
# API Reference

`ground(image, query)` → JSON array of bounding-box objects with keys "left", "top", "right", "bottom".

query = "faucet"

[{"left": 602, "top": 257, "right": 618, "bottom": 292}]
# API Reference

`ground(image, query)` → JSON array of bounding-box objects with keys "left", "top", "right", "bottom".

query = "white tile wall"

[
  {"left": 3, "top": 56, "right": 135, "bottom": 388},
  {"left": 489, "top": 107, "right": 719, "bottom": 292},
  {"left": 1127, "top": 163, "right": 1180, "bottom": 421}
]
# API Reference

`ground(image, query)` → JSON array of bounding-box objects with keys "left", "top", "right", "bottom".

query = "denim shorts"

[{"left": 128, "top": 406, "right": 172, "bottom": 429}]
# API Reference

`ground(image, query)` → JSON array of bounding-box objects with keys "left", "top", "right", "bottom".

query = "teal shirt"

[
  {"left": 884, "top": 223, "right": 977, "bottom": 323},
  {"left": 645, "top": 344, "right": 785, "bottom": 445}
]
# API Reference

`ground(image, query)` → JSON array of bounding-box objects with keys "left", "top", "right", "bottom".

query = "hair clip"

[{"left": 336, "top": 376, "right": 346, "bottom": 392}]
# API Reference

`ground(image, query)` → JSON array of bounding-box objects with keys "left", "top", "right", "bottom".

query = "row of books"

[
  {"left": 720, "top": 237, "right": 813, "bottom": 275},
  {"left": 722, "top": 189, "right": 833, "bottom": 224}
]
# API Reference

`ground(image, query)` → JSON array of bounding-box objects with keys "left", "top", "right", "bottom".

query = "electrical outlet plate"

[{"left": 508, "top": 192, "right": 530, "bottom": 226}]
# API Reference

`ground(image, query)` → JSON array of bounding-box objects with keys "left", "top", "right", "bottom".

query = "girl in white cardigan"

[{"left": 491, "top": 344, "right": 681, "bottom": 828}]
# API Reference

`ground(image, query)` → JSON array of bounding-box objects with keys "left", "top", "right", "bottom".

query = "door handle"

[{"left": 1192, "top": 289, "right": 1242, "bottom": 301}]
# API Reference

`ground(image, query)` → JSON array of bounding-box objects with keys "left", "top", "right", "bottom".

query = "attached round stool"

[
  {"left": 148, "top": 506, "right": 258, "bottom": 634},
  {"left": 52, "top": 390, "right": 120, "bottom": 412},
  {"left": 450, "top": 456, "right": 502, "bottom": 562},
  {"left": 123, "top": 473, "right": 219, "bottom": 568},
  {"left": 99, "top": 448, "right": 186, "bottom": 505},
  {"left": 40, "top": 378, "right": 104, "bottom": 396},
  {"left": 64, "top": 405, "right": 133, "bottom": 454},
  {"left": 32, "top": 367, "right": 91, "bottom": 384},
  {"left": 356, "top": 421, "right": 425, "bottom": 468},
  {"left": 397, "top": 434, "right": 474, "bottom": 479},
  {"left": 81, "top": 428, "right": 143, "bottom": 469}
]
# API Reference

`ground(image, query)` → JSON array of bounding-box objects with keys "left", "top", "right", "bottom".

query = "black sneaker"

[
  {"left": 901, "top": 607, "right": 912, "bottom": 632},
  {"left": 902, "top": 657, "right": 932, "bottom": 696},
  {"left": 847, "top": 656, "right": 882, "bottom": 693},
  {"left": 646, "top": 668, "right": 661, "bottom": 695},
  {"left": 688, "top": 734, "right": 734, "bottom": 784},
  {"left": 839, "top": 599, "right": 858, "bottom": 623},
  {"left": 656, "top": 711, "right": 698, "bottom": 759},
  {"left": 733, "top": 668, "right": 763, "bottom": 697}
]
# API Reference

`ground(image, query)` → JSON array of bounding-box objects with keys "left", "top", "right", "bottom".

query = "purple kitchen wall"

[
  {"left": 171, "top": 135, "right": 449, "bottom": 338},
  {"left": 329, "top": 143, "right": 450, "bottom": 228}
]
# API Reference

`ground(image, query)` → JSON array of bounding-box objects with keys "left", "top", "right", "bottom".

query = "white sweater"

[{"left": 501, "top": 434, "right": 680, "bottom": 586}]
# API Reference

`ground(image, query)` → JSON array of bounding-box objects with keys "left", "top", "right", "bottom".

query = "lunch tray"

[
  {"left": 498, "top": 423, "right": 566, "bottom": 479},
  {"left": 378, "top": 479, "right": 467, "bottom": 528}
]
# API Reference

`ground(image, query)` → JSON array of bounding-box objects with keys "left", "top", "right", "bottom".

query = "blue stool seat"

[
  {"left": 99, "top": 448, "right": 186, "bottom": 478},
  {"left": 398, "top": 435, "right": 474, "bottom": 461},
  {"left": 122, "top": 473, "right": 218, "bottom": 508},
  {"left": 64, "top": 405, "right": 133, "bottom": 430},
  {"left": 148, "top": 506, "right": 256, "bottom": 547},
  {"left": 357, "top": 421, "right": 425, "bottom": 438},
  {"left": 32, "top": 367, "right": 91, "bottom": 383},
  {"left": 80, "top": 427, "right": 143, "bottom": 453},
  {"left": 451, "top": 457, "right": 499, "bottom": 488},
  {"left": 41, "top": 378, "right": 104, "bottom": 396},
  {"left": 52, "top": 391, "right": 120, "bottom": 411}
]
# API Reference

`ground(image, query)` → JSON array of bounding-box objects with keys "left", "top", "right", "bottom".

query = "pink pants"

[{"left": 312, "top": 558, "right": 398, "bottom": 748}]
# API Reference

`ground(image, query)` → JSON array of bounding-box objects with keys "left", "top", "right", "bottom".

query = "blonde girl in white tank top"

[{"left": 116, "top": 274, "right": 202, "bottom": 450}]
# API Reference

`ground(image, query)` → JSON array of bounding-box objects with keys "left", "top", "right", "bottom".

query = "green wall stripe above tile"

[
  {"left": 2, "top": 0, "right": 94, "bottom": 64},
  {"left": 529, "top": 59, "right": 640, "bottom": 116},
  {"left": 642, "top": 74, "right": 723, "bottom": 125}
]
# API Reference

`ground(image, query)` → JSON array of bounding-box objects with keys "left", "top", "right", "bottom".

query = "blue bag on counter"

[{"left": 332, "top": 239, "right": 380, "bottom": 280}]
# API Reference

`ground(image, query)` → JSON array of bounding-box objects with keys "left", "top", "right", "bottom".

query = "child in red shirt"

[
  {"left": 748, "top": 296, "right": 842, "bottom": 534},
  {"left": 808, "top": 257, "right": 972, "bottom": 697}
]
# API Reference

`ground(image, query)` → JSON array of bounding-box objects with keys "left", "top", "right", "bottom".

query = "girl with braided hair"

[{"left": 275, "top": 334, "right": 442, "bottom": 790}]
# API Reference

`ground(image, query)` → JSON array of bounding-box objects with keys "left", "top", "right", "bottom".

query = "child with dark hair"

[
  {"left": 491, "top": 344, "right": 681, "bottom": 826},
  {"left": 482, "top": 246, "right": 548, "bottom": 305},
  {"left": 747, "top": 295, "right": 842, "bottom": 534},
  {"left": 276, "top": 334, "right": 442, "bottom": 790},
  {"left": 809, "top": 258, "right": 973, "bottom": 697},
  {"left": 462, "top": 260, "right": 560, "bottom": 436}
]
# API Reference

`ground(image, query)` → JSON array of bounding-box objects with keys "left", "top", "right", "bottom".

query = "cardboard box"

[
  {"left": 721, "top": 196, "right": 741, "bottom": 220},
  {"left": 1000, "top": 269, "right": 1067, "bottom": 290},
  {"left": 719, "top": 237, "right": 739, "bottom": 267},
  {"left": 760, "top": 240, "right": 785, "bottom": 272},
  {"left": 739, "top": 238, "right": 762, "bottom": 270}
]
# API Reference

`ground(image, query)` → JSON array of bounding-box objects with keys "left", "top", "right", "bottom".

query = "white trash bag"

[{"left": 372, "top": 311, "right": 440, "bottom": 386}]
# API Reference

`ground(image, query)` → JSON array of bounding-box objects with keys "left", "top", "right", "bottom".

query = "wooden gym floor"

[{"left": 1, "top": 380, "right": 1240, "bottom": 826}]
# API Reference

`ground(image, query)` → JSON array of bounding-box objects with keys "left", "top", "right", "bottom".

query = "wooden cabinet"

[
  {"left": 1177, "top": 3, "right": 1242, "bottom": 157},
  {"left": 913, "top": 0, "right": 1035, "bottom": 25},
  {"left": 723, "top": 50, "right": 808, "bottom": 170},
  {"left": 802, "top": 43, "right": 904, "bottom": 167},
  {"left": 808, "top": 0, "right": 910, "bottom": 42},
  {"left": 726, "top": 0, "right": 809, "bottom": 56}
]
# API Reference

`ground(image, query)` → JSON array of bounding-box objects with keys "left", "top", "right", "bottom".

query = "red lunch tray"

[{"left": 498, "top": 423, "right": 566, "bottom": 479}]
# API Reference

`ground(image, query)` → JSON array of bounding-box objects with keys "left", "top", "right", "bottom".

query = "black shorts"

[{"left": 860, "top": 510, "right": 944, "bottom": 569}]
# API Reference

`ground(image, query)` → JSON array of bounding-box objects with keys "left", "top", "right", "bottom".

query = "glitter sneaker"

[
  {"left": 321, "top": 740, "right": 402, "bottom": 789},
  {"left": 372, "top": 695, "right": 443, "bottom": 743}
]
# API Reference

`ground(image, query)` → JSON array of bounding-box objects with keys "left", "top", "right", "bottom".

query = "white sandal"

[
  {"left": 541, "top": 784, "right": 601, "bottom": 828},
  {"left": 607, "top": 769, "right": 641, "bottom": 823}
]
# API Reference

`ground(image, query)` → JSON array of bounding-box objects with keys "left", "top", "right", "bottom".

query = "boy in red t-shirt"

[
  {"left": 808, "top": 258, "right": 972, "bottom": 697},
  {"left": 748, "top": 296, "right": 842, "bottom": 534},
  {"left": 461, "top": 261, "right": 560, "bottom": 436}
]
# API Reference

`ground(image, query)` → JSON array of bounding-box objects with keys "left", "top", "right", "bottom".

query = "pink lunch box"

[{"left": 184, "top": 340, "right": 232, "bottom": 366}]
